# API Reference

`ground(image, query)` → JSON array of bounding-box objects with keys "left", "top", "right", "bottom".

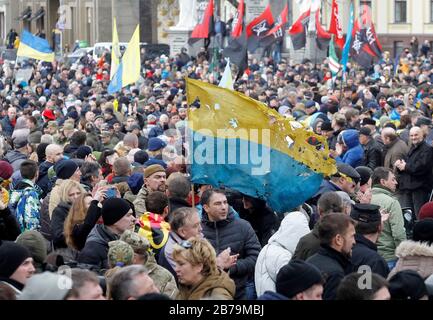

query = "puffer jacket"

[
  {"left": 336, "top": 129, "right": 364, "bottom": 168},
  {"left": 254, "top": 211, "right": 310, "bottom": 296},
  {"left": 4, "top": 150, "right": 27, "bottom": 172},
  {"left": 388, "top": 240, "right": 433, "bottom": 279},
  {"left": 77, "top": 224, "right": 119, "bottom": 269},
  {"left": 371, "top": 186, "right": 407, "bottom": 261},
  {"left": 201, "top": 211, "right": 261, "bottom": 300},
  {"left": 176, "top": 269, "right": 236, "bottom": 300}
]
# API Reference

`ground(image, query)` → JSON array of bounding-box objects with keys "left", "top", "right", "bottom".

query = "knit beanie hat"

[
  {"left": 0, "top": 241, "right": 32, "bottom": 278},
  {"left": 19, "top": 272, "right": 71, "bottom": 300},
  {"left": 355, "top": 166, "right": 373, "bottom": 187},
  {"left": 412, "top": 218, "right": 433, "bottom": 244},
  {"left": 0, "top": 161, "right": 13, "bottom": 180},
  {"left": 389, "top": 270, "right": 428, "bottom": 300},
  {"left": 276, "top": 260, "right": 323, "bottom": 298},
  {"left": 144, "top": 164, "right": 165, "bottom": 178},
  {"left": 419, "top": 202, "right": 433, "bottom": 220},
  {"left": 102, "top": 198, "right": 133, "bottom": 226},
  {"left": 16, "top": 230, "right": 47, "bottom": 266},
  {"left": 127, "top": 173, "right": 144, "bottom": 195},
  {"left": 75, "top": 145, "right": 93, "bottom": 159},
  {"left": 54, "top": 160, "right": 78, "bottom": 179},
  {"left": 107, "top": 240, "right": 134, "bottom": 268}
]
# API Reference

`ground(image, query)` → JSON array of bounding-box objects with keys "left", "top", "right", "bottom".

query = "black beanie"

[
  {"left": 355, "top": 166, "right": 373, "bottom": 186},
  {"left": 389, "top": 270, "right": 428, "bottom": 300},
  {"left": 276, "top": 260, "right": 323, "bottom": 298},
  {"left": 54, "top": 160, "right": 78, "bottom": 179},
  {"left": 0, "top": 241, "right": 32, "bottom": 278},
  {"left": 413, "top": 218, "right": 433, "bottom": 244},
  {"left": 102, "top": 198, "right": 133, "bottom": 226}
]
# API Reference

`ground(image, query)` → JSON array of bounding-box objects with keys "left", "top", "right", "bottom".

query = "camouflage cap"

[
  {"left": 47, "top": 121, "right": 58, "bottom": 128},
  {"left": 100, "top": 131, "right": 111, "bottom": 138},
  {"left": 107, "top": 240, "right": 134, "bottom": 268},
  {"left": 62, "top": 122, "right": 75, "bottom": 131},
  {"left": 120, "top": 229, "right": 150, "bottom": 254}
]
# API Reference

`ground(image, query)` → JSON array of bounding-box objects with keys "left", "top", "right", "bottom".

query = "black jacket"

[
  {"left": 77, "top": 224, "right": 119, "bottom": 269},
  {"left": 307, "top": 245, "right": 353, "bottom": 300},
  {"left": 397, "top": 141, "right": 433, "bottom": 191},
  {"left": 351, "top": 234, "right": 389, "bottom": 278},
  {"left": 36, "top": 161, "right": 54, "bottom": 198},
  {"left": 201, "top": 211, "right": 261, "bottom": 300},
  {"left": 293, "top": 224, "right": 320, "bottom": 261},
  {"left": 362, "top": 138, "right": 383, "bottom": 170},
  {"left": 240, "top": 205, "right": 280, "bottom": 247},
  {"left": 71, "top": 200, "right": 102, "bottom": 251},
  {"left": 51, "top": 202, "right": 72, "bottom": 249},
  {"left": 168, "top": 197, "right": 191, "bottom": 214},
  {"left": 0, "top": 207, "right": 20, "bottom": 241}
]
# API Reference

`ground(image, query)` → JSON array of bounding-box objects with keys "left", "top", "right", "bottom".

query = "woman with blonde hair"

[
  {"left": 50, "top": 180, "right": 85, "bottom": 260},
  {"left": 64, "top": 187, "right": 105, "bottom": 251},
  {"left": 172, "top": 237, "right": 235, "bottom": 300}
]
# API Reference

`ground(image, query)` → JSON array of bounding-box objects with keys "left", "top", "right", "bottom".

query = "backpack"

[{"left": 136, "top": 212, "right": 170, "bottom": 256}]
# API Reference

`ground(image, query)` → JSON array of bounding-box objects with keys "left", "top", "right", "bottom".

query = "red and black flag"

[
  {"left": 223, "top": 23, "right": 248, "bottom": 80},
  {"left": 315, "top": 10, "right": 332, "bottom": 50},
  {"left": 350, "top": 20, "right": 377, "bottom": 69},
  {"left": 188, "top": 0, "right": 215, "bottom": 45},
  {"left": 360, "top": 5, "right": 382, "bottom": 58},
  {"left": 288, "top": 9, "right": 310, "bottom": 50},
  {"left": 246, "top": 4, "right": 274, "bottom": 52},
  {"left": 231, "top": 0, "right": 245, "bottom": 38},
  {"left": 328, "top": 0, "right": 345, "bottom": 49},
  {"left": 259, "top": 3, "right": 290, "bottom": 49}
]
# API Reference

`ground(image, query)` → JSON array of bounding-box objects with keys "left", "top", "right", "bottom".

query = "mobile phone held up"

[{"left": 105, "top": 188, "right": 117, "bottom": 199}]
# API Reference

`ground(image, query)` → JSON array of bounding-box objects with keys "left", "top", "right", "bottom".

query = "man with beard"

[
  {"left": 307, "top": 213, "right": 356, "bottom": 300},
  {"left": 133, "top": 165, "right": 167, "bottom": 216}
]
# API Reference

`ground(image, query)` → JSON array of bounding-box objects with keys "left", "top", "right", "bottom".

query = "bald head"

[
  {"left": 381, "top": 127, "right": 397, "bottom": 145},
  {"left": 410, "top": 126, "right": 424, "bottom": 145},
  {"left": 45, "top": 144, "right": 64, "bottom": 163}
]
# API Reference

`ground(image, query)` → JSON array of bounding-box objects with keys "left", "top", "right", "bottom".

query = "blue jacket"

[
  {"left": 336, "top": 129, "right": 364, "bottom": 168},
  {"left": 1, "top": 116, "right": 14, "bottom": 137},
  {"left": 257, "top": 291, "right": 289, "bottom": 300}
]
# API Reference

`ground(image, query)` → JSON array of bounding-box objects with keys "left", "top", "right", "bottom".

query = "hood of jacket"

[
  {"left": 396, "top": 240, "right": 433, "bottom": 258},
  {"left": 4, "top": 150, "right": 27, "bottom": 164},
  {"left": 178, "top": 269, "right": 235, "bottom": 300},
  {"left": 341, "top": 129, "right": 360, "bottom": 149},
  {"left": 267, "top": 211, "right": 310, "bottom": 252},
  {"left": 85, "top": 224, "right": 118, "bottom": 246}
]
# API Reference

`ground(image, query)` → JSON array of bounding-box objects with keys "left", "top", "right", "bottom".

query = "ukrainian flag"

[
  {"left": 17, "top": 30, "right": 54, "bottom": 62},
  {"left": 108, "top": 25, "right": 141, "bottom": 94},
  {"left": 187, "top": 78, "right": 336, "bottom": 213}
]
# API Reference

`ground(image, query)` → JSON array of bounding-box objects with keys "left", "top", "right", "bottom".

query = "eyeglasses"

[{"left": 180, "top": 240, "right": 193, "bottom": 249}]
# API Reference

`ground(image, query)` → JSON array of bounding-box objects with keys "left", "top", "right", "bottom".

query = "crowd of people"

[{"left": 1, "top": 36, "right": 433, "bottom": 301}]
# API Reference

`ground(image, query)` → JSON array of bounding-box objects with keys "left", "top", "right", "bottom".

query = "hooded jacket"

[
  {"left": 336, "top": 129, "right": 364, "bottom": 168},
  {"left": 77, "top": 224, "right": 119, "bottom": 269},
  {"left": 371, "top": 186, "right": 407, "bottom": 261},
  {"left": 388, "top": 240, "right": 433, "bottom": 280},
  {"left": 254, "top": 211, "right": 310, "bottom": 296},
  {"left": 176, "top": 269, "right": 236, "bottom": 300},
  {"left": 9, "top": 179, "right": 41, "bottom": 232},
  {"left": 4, "top": 150, "right": 27, "bottom": 172},
  {"left": 201, "top": 210, "right": 261, "bottom": 300}
]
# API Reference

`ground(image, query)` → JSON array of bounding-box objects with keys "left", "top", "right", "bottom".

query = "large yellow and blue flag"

[
  {"left": 186, "top": 78, "right": 336, "bottom": 213},
  {"left": 108, "top": 25, "right": 140, "bottom": 94},
  {"left": 110, "top": 17, "right": 120, "bottom": 80},
  {"left": 17, "top": 30, "right": 54, "bottom": 62}
]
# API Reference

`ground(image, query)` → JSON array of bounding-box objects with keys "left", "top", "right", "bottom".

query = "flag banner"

[
  {"left": 341, "top": 2, "right": 354, "bottom": 73},
  {"left": 231, "top": 0, "right": 245, "bottom": 38},
  {"left": 328, "top": 0, "right": 345, "bottom": 49},
  {"left": 288, "top": 9, "right": 310, "bottom": 50},
  {"left": 259, "top": 3, "right": 289, "bottom": 49},
  {"left": 17, "top": 30, "right": 55, "bottom": 62},
  {"left": 223, "top": 23, "right": 248, "bottom": 78},
  {"left": 360, "top": 5, "right": 382, "bottom": 58},
  {"left": 110, "top": 17, "right": 120, "bottom": 80},
  {"left": 246, "top": 4, "right": 274, "bottom": 52},
  {"left": 189, "top": 0, "right": 215, "bottom": 45},
  {"left": 328, "top": 36, "right": 341, "bottom": 76},
  {"left": 350, "top": 20, "right": 378, "bottom": 69},
  {"left": 108, "top": 25, "right": 140, "bottom": 94},
  {"left": 186, "top": 78, "right": 336, "bottom": 213},
  {"left": 315, "top": 10, "right": 332, "bottom": 50}
]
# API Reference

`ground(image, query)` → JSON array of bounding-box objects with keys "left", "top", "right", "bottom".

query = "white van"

[{"left": 93, "top": 42, "right": 128, "bottom": 61}]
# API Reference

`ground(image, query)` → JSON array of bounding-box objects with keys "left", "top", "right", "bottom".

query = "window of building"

[{"left": 395, "top": 0, "right": 407, "bottom": 23}]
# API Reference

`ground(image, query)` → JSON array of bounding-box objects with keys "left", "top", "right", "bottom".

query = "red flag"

[
  {"left": 288, "top": 10, "right": 310, "bottom": 50},
  {"left": 189, "top": 0, "right": 214, "bottom": 43},
  {"left": 316, "top": 10, "right": 331, "bottom": 50},
  {"left": 231, "top": 0, "right": 245, "bottom": 38},
  {"left": 259, "top": 3, "right": 289, "bottom": 48},
  {"left": 328, "top": 0, "right": 345, "bottom": 49},
  {"left": 350, "top": 19, "right": 377, "bottom": 69},
  {"left": 246, "top": 4, "right": 274, "bottom": 38}
]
